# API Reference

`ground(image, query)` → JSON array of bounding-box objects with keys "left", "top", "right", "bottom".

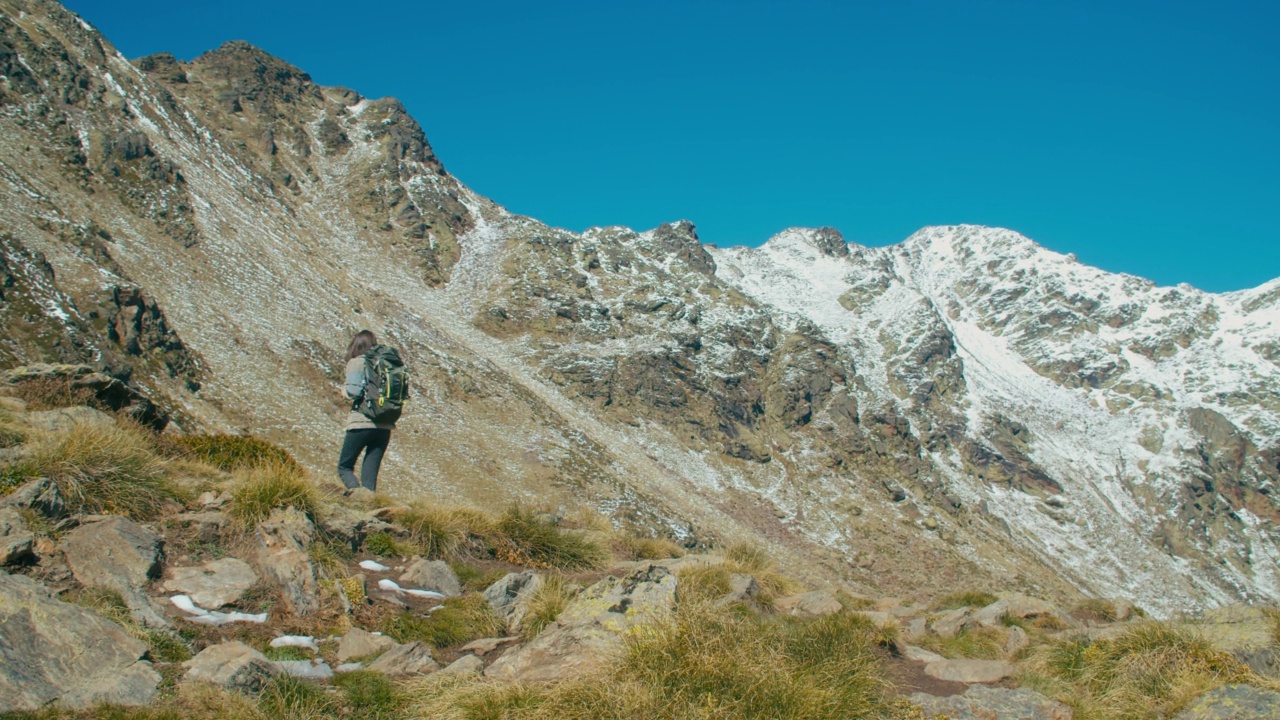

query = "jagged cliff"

[{"left": 1, "top": 0, "right": 1277, "bottom": 614}]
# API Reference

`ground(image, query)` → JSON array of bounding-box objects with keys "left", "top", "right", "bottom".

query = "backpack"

[{"left": 356, "top": 345, "right": 409, "bottom": 424}]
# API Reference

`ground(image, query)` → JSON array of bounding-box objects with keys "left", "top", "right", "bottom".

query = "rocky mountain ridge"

[{"left": 0, "top": 0, "right": 1277, "bottom": 615}]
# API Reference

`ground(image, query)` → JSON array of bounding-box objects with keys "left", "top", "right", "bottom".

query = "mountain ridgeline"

[{"left": 1, "top": 0, "right": 1278, "bottom": 614}]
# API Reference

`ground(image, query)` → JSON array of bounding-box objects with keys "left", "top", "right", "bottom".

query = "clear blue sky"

[{"left": 64, "top": 0, "right": 1279, "bottom": 292}]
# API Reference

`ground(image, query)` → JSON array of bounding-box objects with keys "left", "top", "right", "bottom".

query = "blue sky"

[{"left": 64, "top": 0, "right": 1279, "bottom": 291}]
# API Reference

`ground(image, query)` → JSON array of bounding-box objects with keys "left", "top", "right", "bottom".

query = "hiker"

[{"left": 338, "top": 330, "right": 409, "bottom": 493}]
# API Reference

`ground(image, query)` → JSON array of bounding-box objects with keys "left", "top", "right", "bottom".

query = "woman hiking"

[{"left": 338, "top": 330, "right": 408, "bottom": 493}]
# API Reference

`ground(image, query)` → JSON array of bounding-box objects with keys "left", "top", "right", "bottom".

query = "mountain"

[{"left": 1, "top": 0, "right": 1276, "bottom": 615}]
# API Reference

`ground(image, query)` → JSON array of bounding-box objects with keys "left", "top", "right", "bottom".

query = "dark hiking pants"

[{"left": 338, "top": 428, "right": 391, "bottom": 491}]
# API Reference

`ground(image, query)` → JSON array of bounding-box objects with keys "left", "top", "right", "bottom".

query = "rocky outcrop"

[
  {"left": 250, "top": 507, "right": 320, "bottom": 616},
  {"left": 485, "top": 564, "right": 677, "bottom": 682},
  {"left": 161, "top": 558, "right": 258, "bottom": 609},
  {"left": 484, "top": 571, "right": 545, "bottom": 634},
  {"left": 61, "top": 515, "right": 168, "bottom": 627},
  {"left": 910, "top": 686, "right": 1072, "bottom": 720},
  {"left": 0, "top": 572, "right": 159, "bottom": 711}
]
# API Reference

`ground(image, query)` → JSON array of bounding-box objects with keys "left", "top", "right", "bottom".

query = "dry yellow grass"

[{"left": 228, "top": 460, "right": 320, "bottom": 527}]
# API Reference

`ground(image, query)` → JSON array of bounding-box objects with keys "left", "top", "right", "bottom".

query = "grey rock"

[
  {"left": 904, "top": 616, "right": 929, "bottom": 640},
  {"left": 251, "top": 507, "right": 319, "bottom": 616},
  {"left": 459, "top": 636, "right": 521, "bottom": 656},
  {"left": 439, "top": 654, "right": 485, "bottom": 676},
  {"left": 714, "top": 573, "right": 760, "bottom": 607},
  {"left": 183, "top": 641, "right": 280, "bottom": 693},
  {"left": 486, "top": 564, "right": 677, "bottom": 682},
  {"left": 0, "top": 572, "right": 159, "bottom": 712},
  {"left": 365, "top": 641, "right": 440, "bottom": 675},
  {"left": 1006, "top": 624, "right": 1030, "bottom": 655},
  {"left": 337, "top": 626, "right": 397, "bottom": 662},
  {"left": 0, "top": 508, "right": 34, "bottom": 565},
  {"left": 484, "top": 570, "right": 545, "bottom": 633},
  {"left": 774, "top": 589, "right": 843, "bottom": 617},
  {"left": 275, "top": 659, "right": 334, "bottom": 680},
  {"left": 1190, "top": 605, "right": 1280, "bottom": 676},
  {"left": 1, "top": 476, "right": 66, "bottom": 518},
  {"left": 902, "top": 644, "right": 946, "bottom": 663},
  {"left": 924, "top": 658, "right": 1017, "bottom": 684},
  {"left": 400, "top": 557, "right": 462, "bottom": 597},
  {"left": 931, "top": 606, "right": 978, "bottom": 638},
  {"left": 1174, "top": 684, "right": 1280, "bottom": 719},
  {"left": 161, "top": 557, "right": 258, "bottom": 609},
  {"left": 910, "top": 685, "right": 1072, "bottom": 719},
  {"left": 171, "top": 511, "right": 229, "bottom": 544},
  {"left": 61, "top": 515, "right": 168, "bottom": 627},
  {"left": 315, "top": 504, "right": 378, "bottom": 550}
]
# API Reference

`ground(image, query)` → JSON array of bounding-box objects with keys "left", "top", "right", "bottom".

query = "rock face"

[
  {"left": 251, "top": 508, "right": 319, "bottom": 616},
  {"left": 183, "top": 641, "right": 279, "bottom": 693},
  {"left": 485, "top": 564, "right": 678, "bottom": 682},
  {"left": 0, "top": 572, "right": 159, "bottom": 711},
  {"left": 1174, "top": 684, "right": 1280, "bottom": 720},
  {"left": 161, "top": 557, "right": 258, "bottom": 609},
  {"left": 60, "top": 515, "right": 168, "bottom": 627},
  {"left": 910, "top": 685, "right": 1072, "bottom": 720}
]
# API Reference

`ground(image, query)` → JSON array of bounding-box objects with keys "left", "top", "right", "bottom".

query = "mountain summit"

[{"left": 1, "top": 0, "right": 1277, "bottom": 614}]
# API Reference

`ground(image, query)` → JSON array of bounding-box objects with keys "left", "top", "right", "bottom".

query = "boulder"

[
  {"left": 439, "top": 654, "right": 485, "bottom": 676},
  {"left": 1, "top": 476, "right": 66, "bottom": 518},
  {"left": 365, "top": 641, "right": 440, "bottom": 675},
  {"left": 337, "top": 627, "right": 398, "bottom": 663},
  {"left": 251, "top": 507, "right": 319, "bottom": 616},
  {"left": 974, "top": 594, "right": 1069, "bottom": 629},
  {"left": 0, "top": 507, "right": 34, "bottom": 565},
  {"left": 161, "top": 558, "right": 258, "bottom": 609},
  {"left": 314, "top": 504, "right": 383, "bottom": 550},
  {"left": 171, "top": 511, "right": 229, "bottom": 544},
  {"left": 1006, "top": 624, "right": 1031, "bottom": 655},
  {"left": 484, "top": 570, "right": 545, "bottom": 633},
  {"left": 183, "top": 641, "right": 279, "bottom": 693},
  {"left": 61, "top": 515, "right": 168, "bottom": 627},
  {"left": 1174, "top": 684, "right": 1280, "bottom": 719},
  {"left": 931, "top": 606, "right": 978, "bottom": 638},
  {"left": 485, "top": 564, "right": 678, "bottom": 682},
  {"left": 0, "top": 572, "right": 159, "bottom": 711},
  {"left": 715, "top": 573, "right": 761, "bottom": 607},
  {"left": 924, "top": 658, "right": 1017, "bottom": 684},
  {"left": 902, "top": 645, "right": 946, "bottom": 663},
  {"left": 400, "top": 557, "right": 462, "bottom": 597},
  {"left": 910, "top": 685, "right": 1072, "bottom": 720},
  {"left": 775, "top": 589, "right": 843, "bottom": 617},
  {"left": 24, "top": 406, "right": 115, "bottom": 432}
]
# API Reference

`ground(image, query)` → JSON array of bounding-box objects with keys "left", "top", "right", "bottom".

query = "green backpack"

[{"left": 357, "top": 345, "right": 409, "bottom": 424}]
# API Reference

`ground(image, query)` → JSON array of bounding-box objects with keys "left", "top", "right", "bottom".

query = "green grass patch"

[
  {"left": 364, "top": 531, "right": 420, "bottom": 558},
  {"left": 674, "top": 563, "right": 733, "bottom": 604},
  {"left": 333, "top": 670, "right": 406, "bottom": 719},
  {"left": 381, "top": 594, "right": 504, "bottom": 648},
  {"left": 613, "top": 534, "right": 685, "bottom": 561},
  {"left": 490, "top": 505, "right": 607, "bottom": 571},
  {"left": 395, "top": 502, "right": 492, "bottom": 558},
  {"left": 930, "top": 590, "right": 999, "bottom": 611},
  {"left": 28, "top": 420, "right": 184, "bottom": 519},
  {"left": 264, "top": 645, "right": 313, "bottom": 662},
  {"left": 918, "top": 625, "right": 1006, "bottom": 660},
  {"left": 167, "top": 433, "right": 301, "bottom": 472},
  {"left": 522, "top": 574, "right": 574, "bottom": 639},
  {"left": 228, "top": 460, "right": 319, "bottom": 527},
  {"left": 0, "top": 459, "right": 38, "bottom": 496},
  {"left": 258, "top": 675, "right": 338, "bottom": 719},
  {"left": 451, "top": 562, "right": 508, "bottom": 593}
]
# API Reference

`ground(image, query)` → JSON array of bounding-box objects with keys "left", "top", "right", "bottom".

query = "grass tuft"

[
  {"left": 333, "top": 670, "right": 406, "bottom": 719},
  {"left": 490, "top": 505, "right": 607, "bottom": 571},
  {"left": 364, "top": 531, "right": 419, "bottom": 558},
  {"left": 29, "top": 420, "right": 184, "bottom": 519},
  {"left": 258, "top": 675, "right": 338, "bottom": 719},
  {"left": 395, "top": 502, "right": 492, "bottom": 558},
  {"left": 930, "top": 590, "right": 999, "bottom": 611},
  {"left": 228, "top": 460, "right": 319, "bottom": 527},
  {"left": 1073, "top": 598, "right": 1119, "bottom": 623},
  {"left": 1021, "top": 620, "right": 1266, "bottom": 719},
  {"left": 522, "top": 574, "right": 575, "bottom": 639},
  {"left": 720, "top": 542, "right": 798, "bottom": 602},
  {"left": 381, "top": 593, "right": 504, "bottom": 648},
  {"left": 166, "top": 433, "right": 301, "bottom": 472},
  {"left": 919, "top": 625, "right": 1006, "bottom": 660},
  {"left": 675, "top": 563, "right": 733, "bottom": 604},
  {"left": 613, "top": 535, "right": 685, "bottom": 561},
  {"left": 9, "top": 375, "right": 100, "bottom": 411}
]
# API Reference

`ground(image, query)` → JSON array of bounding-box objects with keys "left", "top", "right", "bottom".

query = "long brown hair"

[{"left": 345, "top": 330, "right": 377, "bottom": 361}]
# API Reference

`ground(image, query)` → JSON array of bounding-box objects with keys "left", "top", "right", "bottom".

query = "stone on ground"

[
  {"left": 24, "top": 406, "right": 116, "bottom": 432},
  {"left": 715, "top": 573, "right": 761, "bottom": 607},
  {"left": 485, "top": 563, "right": 678, "bottom": 682},
  {"left": 484, "top": 570, "right": 545, "bottom": 633},
  {"left": 0, "top": 572, "right": 159, "bottom": 712},
  {"left": 251, "top": 507, "right": 319, "bottom": 616},
  {"left": 365, "top": 641, "right": 440, "bottom": 675},
  {"left": 61, "top": 515, "right": 168, "bottom": 627},
  {"left": 400, "top": 557, "right": 462, "bottom": 597},
  {"left": 275, "top": 659, "right": 334, "bottom": 680},
  {"left": 161, "top": 557, "right": 258, "bottom": 609},
  {"left": 910, "top": 685, "right": 1072, "bottom": 720},
  {"left": 774, "top": 588, "right": 843, "bottom": 617},
  {"left": 931, "top": 606, "right": 977, "bottom": 638},
  {"left": 1189, "top": 605, "right": 1280, "bottom": 677},
  {"left": 439, "top": 654, "right": 486, "bottom": 676},
  {"left": 183, "top": 641, "right": 279, "bottom": 693},
  {"left": 0, "top": 508, "right": 33, "bottom": 565},
  {"left": 1174, "top": 684, "right": 1280, "bottom": 719},
  {"left": 1, "top": 476, "right": 66, "bottom": 518},
  {"left": 337, "top": 626, "right": 398, "bottom": 663},
  {"left": 459, "top": 636, "right": 521, "bottom": 656},
  {"left": 924, "top": 658, "right": 1017, "bottom": 684}
]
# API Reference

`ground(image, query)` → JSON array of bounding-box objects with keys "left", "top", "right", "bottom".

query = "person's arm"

[{"left": 344, "top": 360, "right": 365, "bottom": 400}]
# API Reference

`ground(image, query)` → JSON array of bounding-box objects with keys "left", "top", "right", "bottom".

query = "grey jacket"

[{"left": 344, "top": 357, "right": 396, "bottom": 431}]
